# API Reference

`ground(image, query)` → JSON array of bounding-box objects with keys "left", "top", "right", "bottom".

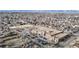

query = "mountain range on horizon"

[{"left": 0, "top": 10, "right": 79, "bottom": 13}]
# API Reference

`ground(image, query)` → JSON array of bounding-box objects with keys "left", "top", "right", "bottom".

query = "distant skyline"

[{"left": 0, "top": 10, "right": 79, "bottom": 13}]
